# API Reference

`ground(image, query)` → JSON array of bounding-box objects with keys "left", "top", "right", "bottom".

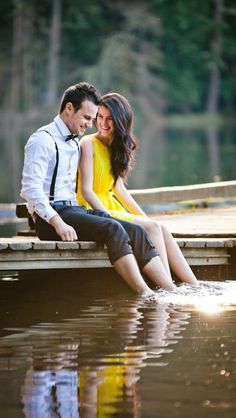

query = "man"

[{"left": 21, "top": 82, "right": 175, "bottom": 295}]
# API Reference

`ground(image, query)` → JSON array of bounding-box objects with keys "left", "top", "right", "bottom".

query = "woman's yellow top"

[{"left": 77, "top": 135, "right": 139, "bottom": 222}]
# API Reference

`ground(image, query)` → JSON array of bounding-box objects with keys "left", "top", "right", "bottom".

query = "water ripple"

[{"left": 155, "top": 280, "right": 236, "bottom": 310}]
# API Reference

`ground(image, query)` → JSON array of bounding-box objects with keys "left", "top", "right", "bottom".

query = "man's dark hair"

[{"left": 59, "top": 82, "right": 101, "bottom": 113}]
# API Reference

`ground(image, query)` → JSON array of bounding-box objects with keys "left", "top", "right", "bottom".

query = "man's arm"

[{"left": 21, "top": 132, "right": 78, "bottom": 241}]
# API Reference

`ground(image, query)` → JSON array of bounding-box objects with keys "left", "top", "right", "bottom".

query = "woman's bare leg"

[
  {"left": 135, "top": 218, "right": 198, "bottom": 285},
  {"left": 160, "top": 224, "right": 198, "bottom": 285}
]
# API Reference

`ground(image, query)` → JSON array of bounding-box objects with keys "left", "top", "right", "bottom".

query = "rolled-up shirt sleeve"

[{"left": 21, "top": 132, "right": 58, "bottom": 222}]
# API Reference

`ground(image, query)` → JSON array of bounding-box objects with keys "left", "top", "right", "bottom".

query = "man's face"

[{"left": 65, "top": 100, "right": 98, "bottom": 136}]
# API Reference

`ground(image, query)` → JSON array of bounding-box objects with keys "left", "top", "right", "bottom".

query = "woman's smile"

[{"left": 97, "top": 105, "right": 114, "bottom": 139}]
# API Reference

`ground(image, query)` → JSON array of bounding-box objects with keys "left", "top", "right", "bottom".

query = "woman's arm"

[
  {"left": 113, "top": 177, "right": 148, "bottom": 218},
  {"left": 79, "top": 138, "right": 110, "bottom": 213}
]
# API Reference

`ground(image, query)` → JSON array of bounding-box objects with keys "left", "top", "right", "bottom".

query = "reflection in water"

[
  {"left": 0, "top": 278, "right": 236, "bottom": 417},
  {"left": 1, "top": 301, "right": 189, "bottom": 418},
  {"left": 22, "top": 365, "right": 79, "bottom": 417},
  {"left": 206, "top": 125, "right": 221, "bottom": 182}
]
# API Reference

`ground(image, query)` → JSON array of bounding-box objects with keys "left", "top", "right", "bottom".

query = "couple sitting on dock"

[{"left": 21, "top": 82, "right": 198, "bottom": 296}]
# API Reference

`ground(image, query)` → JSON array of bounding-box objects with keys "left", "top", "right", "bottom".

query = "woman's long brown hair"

[{"left": 99, "top": 93, "right": 137, "bottom": 184}]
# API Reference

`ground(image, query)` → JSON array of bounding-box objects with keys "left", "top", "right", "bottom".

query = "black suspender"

[
  {"left": 49, "top": 135, "right": 59, "bottom": 201},
  {"left": 71, "top": 138, "right": 80, "bottom": 193},
  {"left": 38, "top": 130, "right": 59, "bottom": 202},
  {"left": 37, "top": 129, "right": 79, "bottom": 201}
]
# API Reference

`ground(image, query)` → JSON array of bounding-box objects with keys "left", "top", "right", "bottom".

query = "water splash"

[{"left": 154, "top": 280, "right": 236, "bottom": 311}]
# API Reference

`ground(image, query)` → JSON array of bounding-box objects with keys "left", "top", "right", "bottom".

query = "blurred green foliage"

[
  {"left": 0, "top": 0, "right": 235, "bottom": 114},
  {"left": 0, "top": 0, "right": 235, "bottom": 201}
]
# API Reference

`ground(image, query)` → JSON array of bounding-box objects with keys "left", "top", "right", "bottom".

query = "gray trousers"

[{"left": 35, "top": 205, "right": 157, "bottom": 269}]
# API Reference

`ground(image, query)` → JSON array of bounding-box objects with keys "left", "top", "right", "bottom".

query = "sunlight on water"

[{"left": 155, "top": 280, "right": 236, "bottom": 313}]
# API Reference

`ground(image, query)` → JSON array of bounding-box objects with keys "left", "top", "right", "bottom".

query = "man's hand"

[{"left": 49, "top": 214, "right": 78, "bottom": 241}]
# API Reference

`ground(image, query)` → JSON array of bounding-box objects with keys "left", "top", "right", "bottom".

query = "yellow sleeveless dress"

[{"left": 77, "top": 135, "right": 140, "bottom": 222}]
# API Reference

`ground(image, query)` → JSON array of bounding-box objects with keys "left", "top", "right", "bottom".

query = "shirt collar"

[{"left": 54, "top": 115, "right": 72, "bottom": 139}]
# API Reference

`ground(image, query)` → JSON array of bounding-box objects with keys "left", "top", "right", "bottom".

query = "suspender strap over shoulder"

[
  {"left": 37, "top": 129, "right": 59, "bottom": 202},
  {"left": 37, "top": 129, "right": 80, "bottom": 200},
  {"left": 49, "top": 141, "right": 59, "bottom": 201},
  {"left": 72, "top": 138, "right": 79, "bottom": 193}
]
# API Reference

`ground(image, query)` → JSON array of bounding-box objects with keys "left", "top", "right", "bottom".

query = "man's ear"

[{"left": 65, "top": 102, "right": 73, "bottom": 114}]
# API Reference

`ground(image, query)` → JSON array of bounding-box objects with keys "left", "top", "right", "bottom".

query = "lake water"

[
  {"left": 129, "top": 122, "right": 236, "bottom": 189},
  {"left": 0, "top": 271, "right": 236, "bottom": 418},
  {"left": 1, "top": 121, "right": 236, "bottom": 201}
]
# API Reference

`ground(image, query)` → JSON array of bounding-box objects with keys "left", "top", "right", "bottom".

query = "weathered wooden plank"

[
  {"left": 205, "top": 240, "right": 224, "bottom": 248},
  {"left": 173, "top": 232, "right": 236, "bottom": 238},
  {"left": 0, "top": 248, "right": 111, "bottom": 270},
  {"left": 0, "top": 249, "right": 109, "bottom": 262},
  {"left": 2, "top": 237, "right": 234, "bottom": 248},
  {"left": 183, "top": 239, "right": 225, "bottom": 248},
  {"left": 79, "top": 241, "right": 102, "bottom": 249},
  {"left": 176, "top": 238, "right": 236, "bottom": 248},
  {"left": 181, "top": 247, "right": 230, "bottom": 265},
  {"left": 56, "top": 242, "right": 80, "bottom": 250},
  {"left": 181, "top": 248, "right": 228, "bottom": 256},
  {"left": 0, "top": 258, "right": 111, "bottom": 270},
  {"left": 183, "top": 240, "right": 206, "bottom": 248},
  {"left": 0, "top": 246, "right": 230, "bottom": 269},
  {"left": 0, "top": 236, "right": 234, "bottom": 271},
  {"left": 8, "top": 242, "right": 33, "bottom": 250},
  {"left": 224, "top": 239, "right": 236, "bottom": 248},
  {"left": 33, "top": 241, "right": 56, "bottom": 250},
  {"left": 130, "top": 180, "right": 236, "bottom": 204},
  {"left": 183, "top": 257, "right": 229, "bottom": 265},
  {"left": 0, "top": 237, "right": 38, "bottom": 244}
]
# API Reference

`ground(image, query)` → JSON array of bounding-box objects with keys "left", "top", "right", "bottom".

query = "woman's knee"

[
  {"left": 142, "top": 220, "right": 163, "bottom": 237},
  {"left": 160, "top": 223, "right": 171, "bottom": 236}
]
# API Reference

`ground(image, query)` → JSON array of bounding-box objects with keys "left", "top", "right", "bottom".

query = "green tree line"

[
  {"left": 0, "top": 0, "right": 235, "bottom": 114},
  {"left": 0, "top": 0, "right": 236, "bottom": 202}
]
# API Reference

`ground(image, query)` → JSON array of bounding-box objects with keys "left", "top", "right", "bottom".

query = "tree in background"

[
  {"left": 47, "top": 0, "right": 62, "bottom": 106},
  {"left": 148, "top": 0, "right": 235, "bottom": 114},
  {"left": 0, "top": 0, "right": 235, "bottom": 113},
  {"left": 0, "top": 0, "right": 235, "bottom": 200}
]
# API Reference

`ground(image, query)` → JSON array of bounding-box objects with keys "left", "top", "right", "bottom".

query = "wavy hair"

[
  {"left": 99, "top": 93, "right": 137, "bottom": 184},
  {"left": 60, "top": 82, "right": 100, "bottom": 113}
]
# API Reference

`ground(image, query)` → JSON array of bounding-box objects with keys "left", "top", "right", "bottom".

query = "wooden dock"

[
  {"left": 130, "top": 179, "right": 236, "bottom": 205},
  {"left": 1, "top": 204, "right": 236, "bottom": 274},
  {"left": 1, "top": 181, "right": 236, "bottom": 276},
  {"left": 0, "top": 235, "right": 236, "bottom": 272}
]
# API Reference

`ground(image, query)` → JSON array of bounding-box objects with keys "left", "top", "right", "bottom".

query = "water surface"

[{"left": 0, "top": 272, "right": 236, "bottom": 418}]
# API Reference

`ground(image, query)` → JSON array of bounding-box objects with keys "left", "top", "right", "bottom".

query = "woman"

[{"left": 77, "top": 92, "right": 198, "bottom": 286}]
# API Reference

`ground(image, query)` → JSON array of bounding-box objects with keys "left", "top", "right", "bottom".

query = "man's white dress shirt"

[{"left": 21, "top": 115, "right": 80, "bottom": 222}]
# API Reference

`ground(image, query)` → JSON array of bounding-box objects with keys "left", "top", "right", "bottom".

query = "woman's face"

[{"left": 97, "top": 105, "right": 115, "bottom": 141}]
